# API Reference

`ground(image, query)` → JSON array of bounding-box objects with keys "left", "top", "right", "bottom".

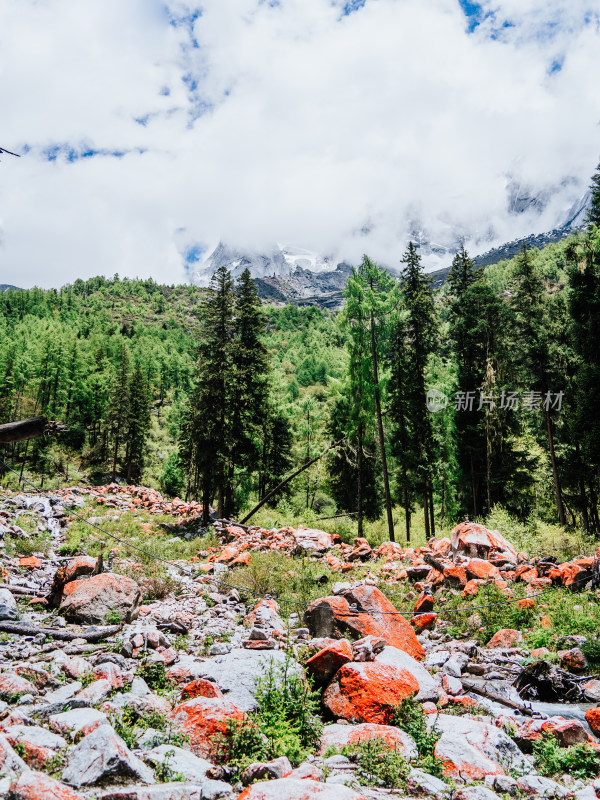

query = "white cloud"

[{"left": 0, "top": 0, "right": 599, "bottom": 287}]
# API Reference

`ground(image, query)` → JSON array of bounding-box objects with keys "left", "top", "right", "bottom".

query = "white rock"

[
  {"left": 144, "top": 745, "right": 213, "bottom": 782},
  {"left": 62, "top": 724, "right": 155, "bottom": 787},
  {"left": 375, "top": 646, "right": 438, "bottom": 701}
]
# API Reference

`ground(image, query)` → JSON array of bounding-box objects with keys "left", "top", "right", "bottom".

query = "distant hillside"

[{"left": 0, "top": 284, "right": 19, "bottom": 291}]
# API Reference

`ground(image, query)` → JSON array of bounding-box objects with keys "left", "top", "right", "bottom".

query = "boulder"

[
  {"left": 48, "top": 556, "right": 97, "bottom": 606},
  {"left": 49, "top": 707, "right": 109, "bottom": 739},
  {"left": 168, "top": 697, "right": 245, "bottom": 759},
  {"left": 305, "top": 586, "right": 424, "bottom": 661},
  {"left": 238, "top": 779, "right": 368, "bottom": 799},
  {"left": 375, "top": 646, "right": 438, "bottom": 701},
  {"left": 0, "top": 673, "right": 38, "bottom": 701},
  {"left": 0, "top": 588, "right": 19, "bottom": 621},
  {"left": 242, "top": 756, "right": 292, "bottom": 784},
  {"left": 323, "top": 662, "right": 418, "bottom": 724},
  {"left": 7, "top": 771, "right": 85, "bottom": 800},
  {"left": 187, "top": 649, "right": 297, "bottom": 712},
  {"left": 181, "top": 679, "right": 223, "bottom": 701},
  {"left": 305, "top": 640, "right": 352, "bottom": 685},
  {"left": 585, "top": 707, "right": 600, "bottom": 737},
  {"left": 0, "top": 733, "right": 29, "bottom": 780},
  {"left": 451, "top": 522, "right": 517, "bottom": 564},
  {"left": 486, "top": 629, "right": 523, "bottom": 649},
  {"left": 62, "top": 724, "right": 155, "bottom": 787},
  {"left": 292, "top": 528, "right": 338, "bottom": 555},
  {"left": 144, "top": 745, "right": 213, "bottom": 782},
  {"left": 560, "top": 648, "right": 588, "bottom": 672},
  {"left": 431, "top": 714, "right": 529, "bottom": 783},
  {"left": 406, "top": 768, "right": 451, "bottom": 800},
  {"left": 59, "top": 573, "right": 141, "bottom": 624},
  {"left": 4, "top": 724, "right": 67, "bottom": 769},
  {"left": 319, "top": 722, "right": 417, "bottom": 760}
]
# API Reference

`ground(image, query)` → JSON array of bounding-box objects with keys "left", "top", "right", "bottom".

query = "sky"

[{"left": 1, "top": 0, "right": 599, "bottom": 289}]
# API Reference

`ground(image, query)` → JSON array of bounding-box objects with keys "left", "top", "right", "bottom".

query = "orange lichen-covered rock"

[
  {"left": 540, "top": 615, "right": 552, "bottom": 628},
  {"left": 59, "top": 573, "right": 141, "bottom": 624},
  {"left": 18, "top": 556, "right": 42, "bottom": 570},
  {"left": 443, "top": 564, "right": 468, "bottom": 587},
  {"left": 181, "top": 678, "right": 224, "bottom": 701},
  {"left": 486, "top": 628, "right": 523, "bottom": 649},
  {"left": 238, "top": 778, "right": 368, "bottom": 800},
  {"left": 585, "top": 707, "right": 600, "bottom": 737},
  {"left": 0, "top": 672, "right": 38, "bottom": 701},
  {"left": 342, "top": 584, "right": 425, "bottom": 661},
  {"left": 410, "top": 613, "right": 437, "bottom": 632},
  {"left": 414, "top": 591, "right": 434, "bottom": 614},
  {"left": 322, "top": 662, "right": 418, "bottom": 724},
  {"left": 560, "top": 648, "right": 588, "bottom": 672},
  {"left": 7, "top": 771, "right": 85, "bottom": 800},
  {"left": 465, "top": 559, "right": 500, "bottom": 581},
  {"left": 168, "top": 697, "right": 245, "bottom": 759},
  {"left": 305, "top": 640, "right": 352, "bottom": 685},
  {"left": 462, "top": 579, "right": 479, "bottom": 598},
  {"left": 451, "top": 522, "right": 517, "bottom": 564},
  {"left": 214, "top": 544, "right": 240, "bottom": 563},
  {"left": 517, "top": 597, "right": 535, "bottom": 609},
  {"left": 319, "top": 722, "right": 417, "bottom": 760},
  {"left": 48, "top": 556, "right": 97, "bottom": 607}
]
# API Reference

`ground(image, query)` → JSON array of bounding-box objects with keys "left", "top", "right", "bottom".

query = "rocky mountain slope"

[{"left": 1, "top": 481, "right": 600, "bottom": 799}]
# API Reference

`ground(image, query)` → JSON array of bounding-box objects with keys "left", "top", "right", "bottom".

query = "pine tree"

[
  {"left": 107, "top": 343, "right": 130, "bottom": 482},
  {"left": 342, "top": 257, "right": 397, "bottom": 540},
  {"left": 125, "top": 361, "right": 151, "bottom": 483},
  {"left": 226, "top": 268, "right": 269, "bottom": 516},
  {"left": 586, "top": 161, "right": 600, "bottom": 228},
  {"left": 510, "top": 244, "right": 565, "bottom": 524},
  {"left": 398, "top": 242, "right": 437, "bottom": 537}
]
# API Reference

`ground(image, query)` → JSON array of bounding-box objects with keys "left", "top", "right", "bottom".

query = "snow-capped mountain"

[{"left": 191, "top": 186, "right": 591, "bottom": 307}]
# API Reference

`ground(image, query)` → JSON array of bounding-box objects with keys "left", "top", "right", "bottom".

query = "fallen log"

[
  {"left": 461, "top": 678, "right": 535, "bottom": 716},
  {"left": 0, "top": 584, "right": 46, "bottom": 598},
  {"left": 424, "top": 554, "right": 446, "bottom": 574},
  {"left": 0, "top": 416, "right": 66, "bottom": 445},
  {"left": 0, "top": 622, "right": 121, "bottom": 642}
]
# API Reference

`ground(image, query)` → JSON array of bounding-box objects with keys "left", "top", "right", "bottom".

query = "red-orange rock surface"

[
  {"left": 486, "top": 628, "right": 523, "bottom": 648},
  {"left": 237, "top": 778, "right": 368, "bottom": 800},
  {"left": 8, "top": 771, "right": 84, "bottom": 800},
  {"left": 168, "top": 696, "right": 245, "bottom": 759},
  {"left": 322, "top": 662, "right": 418, "bottom": 724},
  {"left": 585, "top": 707, "right": 600, "bottom": 737},
  {"left": 181, "top": 678, "right": 224, "bottom": 700},
  {"left": 319, "top": 722, "right": 417, "bottom": 760},
  {"left": 305, "top": 640, "right": 352, "bottom": 685},
  {"left": 59, "top": 573, "right": 141, "bottom": 624}
]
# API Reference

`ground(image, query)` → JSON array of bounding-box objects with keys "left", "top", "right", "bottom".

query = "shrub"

[
  {"left": 533, "top": 732, "right": 599, "bottom": 779},
  {"left": 392, "top": 698, "right": 443, "bottom": 778},
  {"left": 342, "top": 738, "right": 408, "bottom": 788}
]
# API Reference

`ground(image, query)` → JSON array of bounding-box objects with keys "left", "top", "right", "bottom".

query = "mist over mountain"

[{"left": 192, "top": 186, "right": 591, "bottom": 306}]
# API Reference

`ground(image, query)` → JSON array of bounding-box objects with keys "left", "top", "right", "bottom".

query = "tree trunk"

[
  {"left": 546, "top": 409, "right": 565, "bottom": 526},
  {"left": 404, "top": 487, "right": 411, "bottom": 543},
  {"left": 370, "top": 311, "right": 395, "bottom": 542},
  {"left": 0, "top": 417, "right": 49, "bottom": 445},
  {"left": 357, "top": 422, "right": 364, "bottom": 538},
  {"left": 423, "top": 488, "right": 430, "bottom": 538},
  {"left": 428, "top": 483, "right": 435, "bottom": 536}
]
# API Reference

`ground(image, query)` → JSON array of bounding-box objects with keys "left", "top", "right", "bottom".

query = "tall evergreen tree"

[
  {"left": 398, "top": 242, "right": 437, "bottom": 537},
  {"left": 125, "top": 361, "right": 152, "bottom": 483},
  {"left": 107, "top": 343, "right": 130, "bottom": 482},
  {"left": 510, "top": 244, "right": 565, "bottom": 524}
]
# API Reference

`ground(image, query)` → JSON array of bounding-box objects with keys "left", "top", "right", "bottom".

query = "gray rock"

[
  {"left": 144, "top": 745, "right": 213, "bottom": 781},
  {"left": 517, "top": 775, "right": 570, "bottom": 798},
  {"left": 193, "top": 648, "right": 297, "bottom": 711},
  {"left": 376, "top": 646, "right": 438, "bottom": 701},
  {"left": 49, "top": 706, "right": 109, "bottom": 738},
  {"left": 208, "top": 642, "right": 233, "bottom": 656},
  {"left": 0, "top": 733, "right": 29, "bottom": 779},
  {"left": 71, "top": 678, "right": 112, "bottom": 707},
  {"left": 455, "top": 788, "right": 502, "bottom": 800},
  {"left": 63, "top": 724, "right": 155, "bottom": 787},
  {"left": 59, "top": 573, "right": 141, "bottom": 624},
  {"left": 406, "top": 768, "right": 451, "bottom": 800},
  {"left": 5, "top": 724, "right": 67, "bottom": 751},
  {"left": 425, "top": 650, "right": 451, "bottom": 668},
  {"left": 0, "top": 588, "right": 18, "bottom": 621},
  {"left": 442, "top": 652, "right": 469, "bottom": 678},
  {"left": 485, "top": 775, "right": 519, "bottom": 796}
]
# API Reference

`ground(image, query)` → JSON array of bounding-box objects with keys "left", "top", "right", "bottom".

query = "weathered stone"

[
  {"left": 4, "top": 724, "right": 67, "bottom": 769},
  {"left": 7, "top": 771, "right": 85, "bottom": 800},
  {"left": 49, "top": 555, "right": 97, "bottom": 607},
  {"left": 486, "top": 629, "right": 523, "bottom": 649},
  {"left": 450, "top": 522, "right": 517, "bottom": 564},
  {"left": 59, "top": 573, "right": 141, "bottom": 624},
  {"left": 305, "top": 640, "right": 352, "bottom": 685},
  {"left": 319, "top": 722, "right": 417, "bottom": 760},
  {"left": 0, "top": 673, "right": 38, "bottom": 701},
  {"left": 71, "top": 678, "right": 112, "bottom": 707},
  {"left": 0, "top": 588, "right": 19, "bottom": 621},
  {"left": 168, "top": 697, "right": 245, "bottom": 759},
  {"left": 144, "top": 745, "right": 213, "bottom": 782},
  {"left": 237, "top": 779, "right": 368, "bottom": 799},
  {"left": 0, "top": 733, "right": 29, "bottom": 779},
  {"left": 406, "top": 768, "right": 451, "bottom": 800},
  {"left": 454, "top": 788, "right": 502, "bottom": 800},
  {"left": 242, "top": 756, "right": 292, "bottom": 784},
  {"left": 181, "top": 679, "right": 223, "bottom": 701},
  {"left": 49, "top": 707, "right": 109, "bottom": 739},
  {"left": 62, "top": 724, "right": 155, "bottom": 787},
  {"left": 323, "top": 662, "right": 418, "bottom": 724},
  {"left": 375, "top": 646, "right": 438, "bottom": 701},
  {"left": 516, "top": 774, "right": 570, "bottom": 798},
  {"left": 560, "top": 648, "right": 588, "bottom": 673}
]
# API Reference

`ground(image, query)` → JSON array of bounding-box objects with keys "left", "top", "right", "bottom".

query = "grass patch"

[
  {"left": 533, "top": 732, "right": 599, "bottom": 780},
  {"left": 391, "top": 698, "right": 444, "bottom": 778}
]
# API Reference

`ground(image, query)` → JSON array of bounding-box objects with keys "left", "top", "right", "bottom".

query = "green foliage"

[
  {"left": 533, "top": 732, "right": 599, "bottom": 779},
  {"left": 104, "top": 610, "right": 123, "bottom": 625},
  {"left": 218, "top": 654, "right": 322, "bottom": 774},
  {"left": 391, "top": 698, "right": 443, "bottom": 778},
  {"left": 109, "top": 707, "right": 188, "bottom": 750},
  {"left": 342, "top": 738, "right": 408, "bottom": 788},
  {"left": 153, "top": 749, "right": 185, "bottom": 783},
  {"left": 137, "top": 661, "right": 174, "bottom": 695}
]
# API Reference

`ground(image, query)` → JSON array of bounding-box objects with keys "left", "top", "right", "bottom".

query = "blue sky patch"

[{"left": 40, "top": 143, "right": 145, "bottom": 163}]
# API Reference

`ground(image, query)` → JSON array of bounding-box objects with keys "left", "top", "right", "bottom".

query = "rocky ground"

[{"left": 1, "top": 484, "right": 600, "bottom": 799}]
